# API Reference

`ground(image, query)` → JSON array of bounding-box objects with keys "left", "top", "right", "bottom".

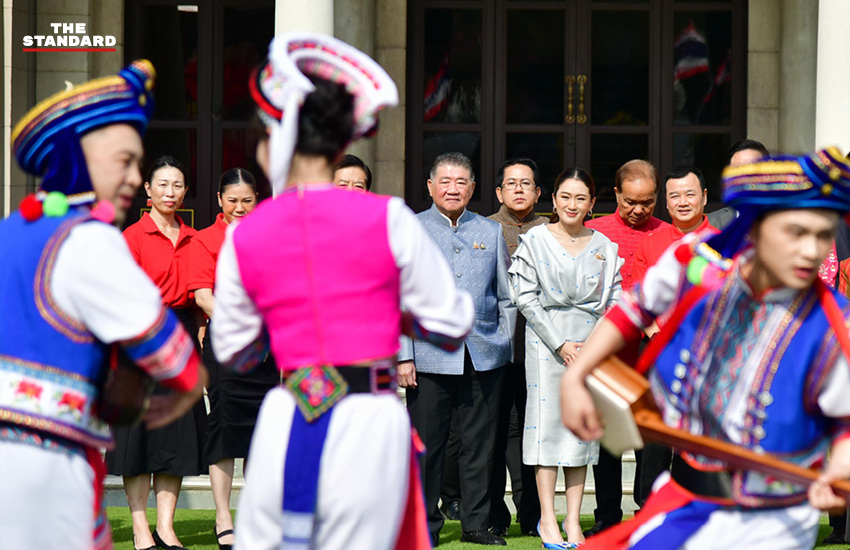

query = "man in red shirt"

[
  {"left": 584, "top": 159, "right": 668, "bottom": 538},
  {"left": 633, "top": 165, "right": 718, "bottom": 285},
  {"left": 587, "top": 160, "right": 669, "bottom": 292}
]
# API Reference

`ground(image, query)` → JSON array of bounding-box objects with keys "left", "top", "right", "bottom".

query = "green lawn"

[{"left": 106, "top": 508, "right": 848, "bottom": 549}]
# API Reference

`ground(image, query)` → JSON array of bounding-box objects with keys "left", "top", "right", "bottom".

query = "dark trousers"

[
  {"left": 407, "top": 355, "right": 505, "bottom": 535},
  {"left": 490, "top": 361, "right": 540, "bottom": 531},
  {"left": 592, "top": 448, "right": 626, "bottom": 524},
  {"left": 634, "top": 442, "right": 673, "bottom": 507},
  {"left": 441, "top": 414, "right": 461, "bottom": 503}
]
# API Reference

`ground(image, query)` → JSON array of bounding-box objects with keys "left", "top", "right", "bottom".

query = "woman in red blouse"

[
  {"left": 106, "top": 156, "right": 206, "bottom": 550},
  {"left": 188, "top": 168, "right": 279, "bottom": 550}
]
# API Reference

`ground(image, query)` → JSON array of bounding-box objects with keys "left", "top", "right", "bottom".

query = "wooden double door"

[{"left": 407, "top": 0, "right": 747, "bottom": 216}]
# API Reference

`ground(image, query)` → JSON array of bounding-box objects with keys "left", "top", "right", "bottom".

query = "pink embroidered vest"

[{"left": 232, "top": 187, "right": 401, "bottom": 371}]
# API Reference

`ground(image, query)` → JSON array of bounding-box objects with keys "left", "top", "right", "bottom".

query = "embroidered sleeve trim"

[
  {"left": 121, "top": 308, "right": 199, "bottom": 392},
  {"left": 34, "top": 214, "right": 95, "bottom": 343}
]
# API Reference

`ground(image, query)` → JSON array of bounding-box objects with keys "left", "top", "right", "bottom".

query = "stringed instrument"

[{"left": 586, "top": 355, "right": 850, "bottom": 500}]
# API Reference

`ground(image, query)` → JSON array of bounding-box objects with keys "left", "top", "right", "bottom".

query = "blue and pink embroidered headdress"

[
  {"left": 248, "top": 34, "right": 398, "bottom": 196},
  {"left": 677, "top": 147, "right": 850, "bottom": 286},
  {"left": 11, "top": 60, "right": 155, "bottom": 216},
  {"left": 709, "top": 146, "right": 850, "bottom": 259}
]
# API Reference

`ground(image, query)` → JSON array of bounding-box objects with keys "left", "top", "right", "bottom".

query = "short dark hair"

[
  {"left": 147, "top": 156, "right": 188, "bottom": 186},
  {"left": 726, "top": 139, "right": 769, "bottom": 165},
  {"left": 429, "top": 152, "right": 475, "bottom": 182},
  {"left": 664, "top": 164, "right": 706, "bottom": 192},
  {"left": 497, "top": 158, "right": 539, "bottom": 187},
  {"left": 334, "top": 154, "right": 372, "bottom": 190},
  {"left": 614, "top": 159, "right": 658, "bottom": 193},
  {"left": 218, "top": 167, "right": 257, "bottom": 195}
]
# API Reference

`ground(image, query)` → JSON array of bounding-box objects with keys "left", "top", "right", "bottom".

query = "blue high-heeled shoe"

[
  {"left": 560, "top": 518, "right": 584, "bottom": 548},
  {"left": 538, "top": 521, "right": 580, "bottom": 549}
]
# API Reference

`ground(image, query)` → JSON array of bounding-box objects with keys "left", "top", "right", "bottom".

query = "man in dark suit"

[{"left": 706, "top": 139, "right": 769, "bottom": 230}]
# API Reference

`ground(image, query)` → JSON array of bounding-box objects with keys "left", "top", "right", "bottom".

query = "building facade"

[{"left": 1, "top": 0, "right": 848, "bottom": 228}]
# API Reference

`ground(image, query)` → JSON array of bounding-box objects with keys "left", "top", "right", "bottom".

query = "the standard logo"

[{"left": 23, "top": 23, "right": 116, "bottom": 51}]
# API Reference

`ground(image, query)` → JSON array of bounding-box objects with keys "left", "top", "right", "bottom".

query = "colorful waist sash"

[
  {"left": 0, "top": 356, "right": 111, "bottom": 448},
  {"left": 280, "top": 361, "right": 397, "bottom": 549}
]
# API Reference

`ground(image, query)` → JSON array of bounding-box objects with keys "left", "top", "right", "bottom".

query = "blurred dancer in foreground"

[
  {"left": 212, "top": 35, "right": 473, "bottom": 549},
  {"left": 0, "top": 61, "right": 205, "bottom": 550}
]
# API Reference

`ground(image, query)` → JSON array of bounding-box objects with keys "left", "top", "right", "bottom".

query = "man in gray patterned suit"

[{"left": 399, "top": 152, "right": 515, "bottom": 547}]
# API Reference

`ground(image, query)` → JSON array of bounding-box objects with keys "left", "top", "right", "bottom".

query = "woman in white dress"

[{"left": 509, "top": 168, "right": 623, "bottom": 548}]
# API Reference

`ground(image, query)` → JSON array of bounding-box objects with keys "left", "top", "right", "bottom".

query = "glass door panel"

[
  {"left": 590, "top": 10, "right": 650, "bottom": 126},
  {"left": 505, "top": 9, "right": 566, "bottom": 124},
  {"left": 423, "top": 9, "right": 483, "bottom": 124},
  {"left": 672, "top": 11, "right": 733, "bottom": 126}
]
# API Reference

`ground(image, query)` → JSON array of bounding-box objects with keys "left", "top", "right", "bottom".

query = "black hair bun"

[{"left": 295, "top": 76, "right": 355, "bottom": 161}]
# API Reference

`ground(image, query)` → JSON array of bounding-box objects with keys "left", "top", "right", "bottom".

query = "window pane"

[
  {"left": 673, "top": 11, "right": 733, "bottom": 126},
  {"left": 673, "top": 133, "right": 731, "bottom": 202},
  {"left": 421, "top": 132, "right": 482, "bottom": 204},
  {"left": 589, "top": 133, "right": 649, "bottom": 206},
  {"left": 221, "top": 6, "right": 275, "bottom": 122},
  {"left": 139, "top": 5, "right": 199, "bottom": 121},
  {"left": 506, "top": 10, "right": 565, "bottom": 124},
  {"left": 505, "top": 133, "right": 565, "bottom": 197},
  {"left": 424, "top": 9, "right": 483, "bottom": 123},
  {"left": 591, "top": 10, "right": 650, "bottom": 126}
]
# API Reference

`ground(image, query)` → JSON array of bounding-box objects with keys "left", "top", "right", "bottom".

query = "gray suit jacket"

[
  {"left": 399, "top": 205, "right": 515, "bottom": 374},
  {"left": 707, "top": 206, "right": 736, "bottom": 231}
]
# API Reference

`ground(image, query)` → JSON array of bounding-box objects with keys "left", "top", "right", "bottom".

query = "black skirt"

[
  {"left": 105, "top": 308, "right": 208, "bottom": 477},
  {"left": 204, "top": 323, "right": 280, "bottom": 464}
]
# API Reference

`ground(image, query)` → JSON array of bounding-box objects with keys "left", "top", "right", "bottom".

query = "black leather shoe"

[
  {"left": 489, "top": 525, "right": 509, "bottom": 537},
  {"left": 460, "top": 530, "right": 507, "bottom": 546},
  {"left": 520, "top": 524, "right": 539, "bottom": 537},
  {"left": 582, "top": 520, "right": 619, "bottom": 539},
  {"left": 440, "top": 499, "right": 461, "bottom": 521},
  {"left": 822, "top": 530, "right": 847, "bottom": 544},
  {"left": 152, "top": 530, "right": 189, "bottom": 550}
]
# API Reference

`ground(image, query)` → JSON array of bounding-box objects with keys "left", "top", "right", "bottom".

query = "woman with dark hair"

[
  {"left": 211, "top": 35, "right": 474, "bottom": 549},
  {"left": 187, "top": 167, "right": 278, "bottom": 550},
  {"left": 509, "top": 168, "right": 623, "bottom": 548},
  {"left": 107, "top": 156, "right": 207, "bottom": 550}
]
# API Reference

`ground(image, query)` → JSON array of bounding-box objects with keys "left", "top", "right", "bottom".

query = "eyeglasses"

[{"left": 501, "top": 180, "right": 535, "bottom": 190}]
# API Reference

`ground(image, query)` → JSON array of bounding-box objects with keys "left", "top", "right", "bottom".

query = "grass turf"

[{"left": 106, "top": 508, "right": 847, "bottom": 549}]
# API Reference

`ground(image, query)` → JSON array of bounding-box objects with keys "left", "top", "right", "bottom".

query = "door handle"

[
  {"left": 565, "top": 75, "right": 575, "bottom": 125},
  {"left": 577, "top": 74, "right": 587, "bottom": 125}
]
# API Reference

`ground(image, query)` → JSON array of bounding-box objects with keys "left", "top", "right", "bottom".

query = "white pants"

[
  {"left": 681, "top": 502, "right": 820, "bottom": 550},
  {"left": 0, "top": 439, "right": 96, "bottom": 550},
  {"left": 235, "top": 388, "right": 411, "bottom": 550}
]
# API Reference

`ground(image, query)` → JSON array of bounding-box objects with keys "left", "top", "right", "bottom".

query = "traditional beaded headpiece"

[
  {"left": 676, "top": 147, "right": 850, "bottom": 288},
  {"left": 705, "top": 147, "right": 850, "bottom": 260},
  {"left": 12, "top": 60, "right": 155, "bottom": 208},
  {"left": 249, "top": 34, "right": 398, "bottom": 196}
]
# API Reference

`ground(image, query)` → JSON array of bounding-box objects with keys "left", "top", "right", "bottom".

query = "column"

[
  {"left": 778, "top": 0, "right": 818, "bottom": 154},
  {"left": 815, "top": 0, "right": 850, "bottom": 151},
  {"left": 276, "top": 0, "right": 333, "bottom": 36}
]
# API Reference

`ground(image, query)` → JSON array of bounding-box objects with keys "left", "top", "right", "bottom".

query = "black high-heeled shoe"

[
  {"left": 133, "top": 534, "right": 156, "bottom": 550},
  {"left": 214, "top": 525, "right": 234, "bottom": 550},
  {"left": 152, "top": 530, "right": 189, "bottom": 550}
]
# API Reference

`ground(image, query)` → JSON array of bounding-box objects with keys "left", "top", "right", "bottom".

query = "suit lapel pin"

[
  {"left": 473, "top": 241, "right": 479, "bottom": 249},
  {"left": 480, "top": 243, "right": 486, "bottom": 250},
  {"left": 595, "top": 252, "right": 605, "bottom": 261}
]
